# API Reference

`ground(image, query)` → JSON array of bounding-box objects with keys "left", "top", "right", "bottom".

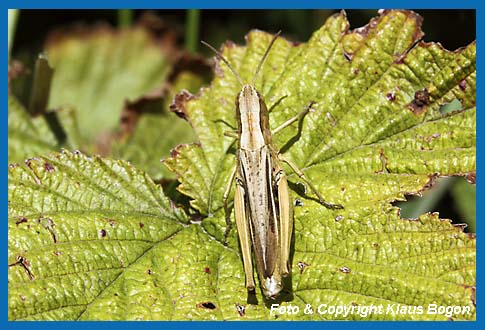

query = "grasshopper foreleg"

[
  {"left": 272, "top": 101, "right": 316, "bottom": 135},
  {"left": 268, "top": 95, "right": 288, "bottom": 114},
  {"left": 224, "top": 131, "right": 239, "bottom": 138}
]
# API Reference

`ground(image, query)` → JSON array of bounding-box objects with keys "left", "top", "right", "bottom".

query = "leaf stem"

[
  {"left": 29, "top": 54, "right": 53, "bottom": 116},
  {"left": 185, "top": 9, "right": 200, "bottom": 53},
  {"left": 118, "top": 9, "right": 133, "bottom": 28},
  {"left": 29, "top": 54, "right": 67, "bottom": 146},
  {"left": 8, "top": 9, "right": 19, "bottom": 59}
]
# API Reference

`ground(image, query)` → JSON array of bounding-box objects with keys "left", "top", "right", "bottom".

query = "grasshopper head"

[{"left": 238, "top": 84, "right": 260, "bottom": 114}]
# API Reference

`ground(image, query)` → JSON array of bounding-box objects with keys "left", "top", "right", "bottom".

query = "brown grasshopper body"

[
  {"left": 234, "top": 84, "right": 292, "bottom": 298},
  {"left": 202, "top": 33, "right": 342, "bottom": 300}
]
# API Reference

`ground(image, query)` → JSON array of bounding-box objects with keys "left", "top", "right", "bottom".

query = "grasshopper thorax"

[{"left": 237, "top": 84, "right": 273, "bottom": 150}]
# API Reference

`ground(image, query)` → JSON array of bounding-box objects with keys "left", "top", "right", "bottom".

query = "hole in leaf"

[
  {"left": 439, "top": 98, "right": 463, "bottom": 114},
  {"left": 15, "top": 217, "right": 28, "bottom": 226},
  {"left": 393, "top": 177, "right": 475, "bottom": 232},
  {"left": 339, "top": 266, "right": 351, "bottom": 273},
  {"left": 43, "top": 161, "right": 55, "bottom": 172},
  {"left": 297, "top": 261, "right": 310, "bottom": 274},
  {"left": 235, "top": 303, "right": 246, "bottom": 316},
  {"left": 197, "top": 302, "right": 216, "bottom": 310}
]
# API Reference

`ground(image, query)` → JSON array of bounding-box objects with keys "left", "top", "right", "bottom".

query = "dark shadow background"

[{"left": 13, "top": 10, "right": 476, "bottom": 55}]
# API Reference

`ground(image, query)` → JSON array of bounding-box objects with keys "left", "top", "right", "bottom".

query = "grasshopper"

[{"left": 202, "top": 32, "right": 343, "bottom": 299}]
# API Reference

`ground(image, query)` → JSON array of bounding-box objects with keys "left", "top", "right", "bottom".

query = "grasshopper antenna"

[
  {"left": 252, "top": 30, "right": 281, "bottom": 86},
  {"left": 201, "top": 40, "right": 244, "bottom": 87}
]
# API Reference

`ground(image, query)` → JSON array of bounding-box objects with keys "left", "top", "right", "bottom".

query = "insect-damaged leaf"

[
  {"left": 9, "top": 151, "right": 278, "bottom": 320},
  {"left": 164, "top": 10, "right": 475, "bottom": 319},
  {"left": 8, "top": 10, "right": 475, "bottom": 320},
  {"left": 9, "top": 151, "right": 190, "bottom": 320},
  {"left": 110, "top": 71, "right": 204, "bottom": 180}
]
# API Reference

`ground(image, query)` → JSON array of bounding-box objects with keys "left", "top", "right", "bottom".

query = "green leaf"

[
  {"left": 8, "top": 91, "right": 83, "bottom": 164},
  {"left": 9, "top": 10, "right": 475, "bottom": 320},
  {"left": 8, "top": 151, "right": 189, "bottom": 320},
  {"left": 164, "top": 10, "right": 475, "bottom": 319},
  {"left": 111, "top": 71, "right": 202, "bottom": 180},
  {"left": 46, "top": 26, "right": 172, "bottom": 143},
  {"left": 44, "top": 26, "right": 204, "bottom": 179},
  {"left": 8, "top": 95, "right": 57, "bottom": 163},
  {"left": 9, "top": 24, "right": 198, "bottom": 178}
]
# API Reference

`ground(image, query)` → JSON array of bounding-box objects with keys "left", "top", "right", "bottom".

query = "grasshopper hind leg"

[
  {"left": 279, "top": 156, "right": 343, "bottom": 210},
  {"left": 222, "top": 164, "right": 237, "bottom": 245},
  {"left": 234, "top": 175, "right": 256, "bottom": 292},
  {"left": 223, "top": 163, "right": 256, "bottom": 292},
  {"left": 273, "top": 165, "right": 293, "bottom": 276}
]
